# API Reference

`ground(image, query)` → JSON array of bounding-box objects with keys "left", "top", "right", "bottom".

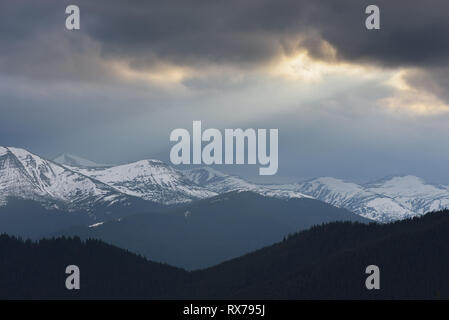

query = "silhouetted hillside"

[
  {"left": 0, "top": 235, "right": 187, "bottom": 299},
  {"left": 1, "top": 210, "right": 448, "bottom": 299},
  {"left": 189, "top": 210, "right": 449, "bottom": 299}
]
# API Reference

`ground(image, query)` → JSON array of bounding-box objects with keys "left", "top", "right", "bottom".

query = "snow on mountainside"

[
  {"left": 293, "top": 176, "right": 449, "bottom": 222},
  {"left": 0, "top": 146, "right": 131, "bottom": 213},
  {"left": 54, "top": 154, "right": 110, "bottom": 168},
  {"left": 67, "top": 160, "right": 216, "bottom": 205},
  {"left": 182, "top": 167, "right": 311, "bottom": 199},
  {"left": 364, "top": 176, "right": 449, "bottom": 216},
  {"left": 3, "top": 147, "right": 449, "bottom": 222},
  {"left": 182, "top": 168, "right": 449, "bottom": 222},
  {"left": 294, "top": 177, "right": 414, "bottom": 222}
]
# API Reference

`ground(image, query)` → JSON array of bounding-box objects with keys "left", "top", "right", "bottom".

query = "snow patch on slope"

[{"left": 182, "top": 168, "right": 311, "bottom": 200}]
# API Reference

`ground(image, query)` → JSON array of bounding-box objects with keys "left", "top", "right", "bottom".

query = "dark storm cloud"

[
  {"left": 0, "top": 1, "right": 110, "bottom": 82},
  {"left": 76, "top": 0, "right": 449, "bottom": 104},
  {"left": 2, "top": 0, "right": 449, "bottom": 74},
  {"left": 80, "top": 0, "right": 449, "bottom": 68}
]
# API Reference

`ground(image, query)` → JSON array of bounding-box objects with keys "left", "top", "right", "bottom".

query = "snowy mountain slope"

[
  {"left": 364, "top": 175, "right": 449, "bottom": 216},
  {"left": 293, "top": 176, "right": 449, "bottom": 222},
  {"left": 182, "top": 167, "right": 311, "bottom": 199},
  {"left": 0, "top": 147, "right": 45, "bottom": 206},
  {"left": 3, "top": 146, "right": 449, "bottom": 223},
  {"left": 182, "top": 168, "right": 449, "bottom": 222},
  {"left": 182, "top": 167, "right": 256, "bottom": 193},
  {"left": 67, "top": 160, "right": 216, "bottom": 205},
  {"left": 53, "top": 153, "right": 110, "bottom": 168},
  {"left": 293, "top": 177, "right": 414, "bottom": 221},
  {"left": 0, "top": 146, "right": 135, "bottom": 213}
]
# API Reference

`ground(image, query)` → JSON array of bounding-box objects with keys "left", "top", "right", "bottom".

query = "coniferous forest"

[{"left": 0, "top": 210, "right": 448, "bottom": 299}]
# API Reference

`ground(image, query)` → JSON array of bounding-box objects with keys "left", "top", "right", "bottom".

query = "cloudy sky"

[{"left": 1, "top": 0, "right": 449, "bottom": 183}]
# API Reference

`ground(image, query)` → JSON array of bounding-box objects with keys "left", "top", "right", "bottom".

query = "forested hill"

[
  {"left": 0, "top": 236, "right": 188, "bottom": 299},
  {"left": 1, "top": 210, "right": 449, "bottom": 299},
  {"left": 189, "top": 210, "right": 449, "bottom": 299}
]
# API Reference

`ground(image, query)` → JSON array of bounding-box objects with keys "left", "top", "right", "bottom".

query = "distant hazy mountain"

[
  {"left": 58, "top": 191, "right": 368, "bottom": 270},
  {"left": 53, "top": 153, "right": 110, "bottom": 168},
  {"left": 3, "top": 146, "right": 449, "bottom": 226},
  {"left": 3, "top": 210, "right": 448, "bottom": 299}
]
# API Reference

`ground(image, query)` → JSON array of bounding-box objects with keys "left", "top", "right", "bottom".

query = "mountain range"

[
  {"left": 56, "top": 152, "right": 449, "bottom": 222},
  {"left": 1, "top": 146, "right": 368, "bottom": 269},
  {"left": 65, "top": 160, "right": 216, "bottom": 205},
  {"left": 2, "top": 146, "right": 449, "bottom": 275},
  {"left": 2, "top": 146, "right": 449, "bottom": 227},
  {"left": 182, "top": 167, "right": 449, "bottom": 222},
  {"left": 0, "top": 147, "right": 145, "bottom": 213},
  {"left": 293, "top": 175, "right": 449, "bottom": 222}
]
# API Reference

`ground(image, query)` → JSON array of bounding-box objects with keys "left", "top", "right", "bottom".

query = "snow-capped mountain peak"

[
  {"left": 3, "top": 146, "right": 449, "bottom": 223},
  {"left": 67, "top": 159, "right": 216, "bottom": 205},
  {"left": 292, "top": 175, "right": 449, "bottom": 222},
  {"left": 364, "top": 175, "right": 443, "bottom": 197},
  {"left": 362, "top": 175, "right": 449, "bottom": 216},
  {"left": 0, "top": 146, "right": 131, "bottom": 212}
]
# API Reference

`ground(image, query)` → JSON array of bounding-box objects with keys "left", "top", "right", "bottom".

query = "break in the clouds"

[{"left": 1, "top": 0, "right": 449, "bottom": 182}]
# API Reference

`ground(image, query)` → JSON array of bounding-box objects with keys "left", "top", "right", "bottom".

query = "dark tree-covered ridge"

[{"left": 0, "top": 210, "right": 448, "bottom": 299}]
